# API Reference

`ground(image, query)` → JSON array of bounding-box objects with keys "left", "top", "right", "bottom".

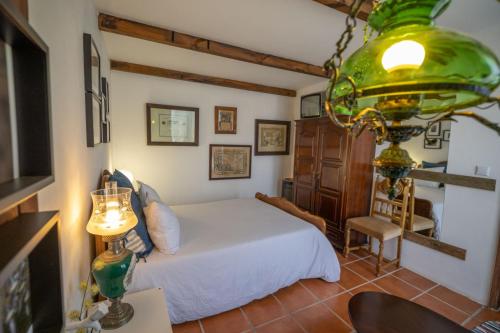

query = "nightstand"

[{"left": 106, "top": 288, "right": 172, "bottom": 333}]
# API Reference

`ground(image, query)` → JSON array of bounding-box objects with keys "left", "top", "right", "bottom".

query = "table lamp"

[{"left": 87, "top": 181, "right": 138, "bottom": 329}]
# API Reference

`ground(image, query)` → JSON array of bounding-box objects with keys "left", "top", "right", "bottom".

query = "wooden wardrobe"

[{"left": 293, "top": 117, "right": 375, "bottom": 249}]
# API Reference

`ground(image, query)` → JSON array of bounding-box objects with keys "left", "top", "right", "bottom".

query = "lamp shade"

[
  {"left": 329, "top": 0, "right": 500, "bottom": 120},
  {"left": 87, "top": 182, "right": 138, "bottom": 236}
]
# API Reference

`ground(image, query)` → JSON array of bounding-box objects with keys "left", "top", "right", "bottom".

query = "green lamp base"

[{"left": 92, "top": 235, "right": 136, "bottom": 330}]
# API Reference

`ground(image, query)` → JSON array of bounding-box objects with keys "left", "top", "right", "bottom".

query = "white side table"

[{"left": 106, "top": 288, "right": 173, "bottom": 333}]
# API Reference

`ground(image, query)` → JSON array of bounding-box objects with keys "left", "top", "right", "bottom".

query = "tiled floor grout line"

[
  {"left": 197, "top": 319, "right": 206, "bottom": 333},
  {"left": 462, "top": 306, "right": 484, "bottom": 326},
  {"left": 270, "top": 294, "right": 308, "bottom": 333},
  {"left": 409, "top": 283, "right": 440, "bottom": 303},
  {"left": 423, "top": 290, "right": 478, "bottom": 318},
  {"left": 239, "top": 307, "right": 256, "bottom": 333}
]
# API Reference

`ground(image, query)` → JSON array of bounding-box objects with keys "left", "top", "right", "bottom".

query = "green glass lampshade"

[{"left": 329, "top": 0, "right": 500, "bottom": 120}]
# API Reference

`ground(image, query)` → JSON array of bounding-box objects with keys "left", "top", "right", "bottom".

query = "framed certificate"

[{"left": 146, "top": 103, "right": 199, "bottom": 146}]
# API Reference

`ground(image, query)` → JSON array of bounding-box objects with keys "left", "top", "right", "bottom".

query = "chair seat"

[
  {"left": 411, "top": 215, "right": 435, "bottom": 232},
  {"left": 346, "top": 216, "right": 402, "bottom": 241}
]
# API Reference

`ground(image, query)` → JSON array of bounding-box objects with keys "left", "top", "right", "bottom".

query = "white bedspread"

[
  {"left": 128, "top": 198, "right": 340, "bottom": 323},
  {"left": 414, "top": 186, "right": 445, "bottom": 239}
]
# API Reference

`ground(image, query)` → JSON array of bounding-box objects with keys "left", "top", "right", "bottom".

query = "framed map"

[
  {"left": 147, "top": 103, "right": 199, "bottom": 146},
  {"left": 209, "top": 144, "right": 252, "bottom": 180},
  {"left": 254, "top": 119, "right": 291, "bottom": 155}
]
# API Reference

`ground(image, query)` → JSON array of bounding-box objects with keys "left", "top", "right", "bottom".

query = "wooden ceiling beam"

[
  {"left": 313, "top": 0, "right": 373, "bottom": 21},
  {"left": 100, "top": 14, "right": 328, "bottom": 78},
  {"left": 111, "top": 60, "right": 296, "bottom": 97}
]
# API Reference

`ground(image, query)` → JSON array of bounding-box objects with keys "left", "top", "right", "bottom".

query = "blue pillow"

[{"left": 108, "top": 170, "right": 154, "bottom": 258}]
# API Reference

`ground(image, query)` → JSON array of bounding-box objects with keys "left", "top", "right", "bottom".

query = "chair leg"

[
  {"left": 376, "top": 240, "right": 384, "bottom": 276},
  {"left": 368, "top": 236, "right": 373, "bottom": 255},
  {"left": 396, "top": 236, "right": 403, "bottom": 268},
  {"left": 344, "top": 227, "right": 351, "bottom": 258}
]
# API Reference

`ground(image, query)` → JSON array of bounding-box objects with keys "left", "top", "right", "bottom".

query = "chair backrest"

[{"left": 369, "top": 176, "right": 412, "bottom": 229}]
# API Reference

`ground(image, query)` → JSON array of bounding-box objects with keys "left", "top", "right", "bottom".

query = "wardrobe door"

[
  {"left": 315, "top": 121, "right": 348, "bottom": 245},
  {"left": 293, "top": 120, "right": 317, "bottom": 212}
]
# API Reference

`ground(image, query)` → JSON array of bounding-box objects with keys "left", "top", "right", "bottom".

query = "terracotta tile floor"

[{"left": 173, "top": 250, "right": 493, "bottom": 333}]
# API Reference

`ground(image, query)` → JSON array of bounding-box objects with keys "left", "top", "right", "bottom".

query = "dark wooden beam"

[
  {"left": 313, "top": 0, "right": 372, "bottom": 21},
  {"left": 111, "top": 60, "right": 296, "bottom": 97},
  {"left": 99, "top": 14, "right": 327, "bottom": 78}
]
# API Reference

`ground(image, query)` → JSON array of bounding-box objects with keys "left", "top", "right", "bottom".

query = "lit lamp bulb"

[{"left": 382, "top": 40, "right": 426, "bottom": 72}]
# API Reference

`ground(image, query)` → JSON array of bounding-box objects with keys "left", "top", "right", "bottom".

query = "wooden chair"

[
  {"left": 406, "top": 182, "right": 436, "bottom": 237},
  {"left": 344, "top": 176, "right": 412, "bottom": 276}
]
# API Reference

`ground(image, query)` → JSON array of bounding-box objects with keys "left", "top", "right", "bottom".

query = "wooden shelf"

[
  {"left": 0, "top": 176, "right": 54, "bottom": 213},
  {"left": 0, "top": 211, "right": 59, "bottom": 285}
]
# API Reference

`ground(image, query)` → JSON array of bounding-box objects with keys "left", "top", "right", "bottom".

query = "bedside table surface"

[{"left": 108, "top": 288, "right": 172, "bottom": 333}]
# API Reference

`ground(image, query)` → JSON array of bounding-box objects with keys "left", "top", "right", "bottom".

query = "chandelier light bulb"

[{"left": 382, "top": 40, "right": 426, "bottom": 72}]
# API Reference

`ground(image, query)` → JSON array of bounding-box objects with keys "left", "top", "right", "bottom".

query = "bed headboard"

[{"left": 255, "top": 192, "right": 326, "bottom": 234}]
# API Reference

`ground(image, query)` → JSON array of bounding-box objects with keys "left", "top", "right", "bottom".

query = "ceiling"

[{"left": 95, "top": 0, "right": 500, "bottom": 91}]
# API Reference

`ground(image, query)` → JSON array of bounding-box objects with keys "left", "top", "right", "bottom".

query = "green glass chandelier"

[{"left": 324, "top": 0, "right": 500, "bottom": 198}]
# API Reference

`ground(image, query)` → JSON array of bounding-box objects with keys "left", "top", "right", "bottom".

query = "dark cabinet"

[{"left": 293, "top": 117, "right": 375, "bottom": 249}]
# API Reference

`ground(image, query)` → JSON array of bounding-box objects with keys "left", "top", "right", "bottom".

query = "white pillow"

[
  {"left": 414, "top": 167, "right": 445, "bottom": 188},
  {"left": 143, "top": 201, "right": 180, "bottom": 255},
  {"left": 138, "top": 181, "right": 162, "bottom": 207}
]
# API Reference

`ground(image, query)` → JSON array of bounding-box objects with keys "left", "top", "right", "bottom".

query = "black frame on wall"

[{"left": 83, "top": 32, "right": 102, "bottom": 147}]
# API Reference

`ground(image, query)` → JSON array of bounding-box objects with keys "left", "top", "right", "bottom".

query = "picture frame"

[
  {"left": 83, "top": 33, "right": 100, "bottom": 96},
  {"left": 254, "top": 119, "right": 291, "bottom": 155},
  {"left": 209, "top": 144, "right": 252, "bottom": 180},
  {"left": 300, "top": 93, "right": 321, "bottom": 118},
  {"left": 424, "top": 138, "right": 442, "bottom": 149},
  {"left": 427, "top": 121, "right": 441, "bottom": 137},
  {"left": 85, "top": 92, "right": 102, "bottom": 147},
  {"left": 101, "top": 77, "right": 111, "bottom": 143},
  {"left": 214, "top": 106, "right": 237, "bottom": 134},
  {"left": 443, "top": 129, "right": 450, "bottom": 142},
  {"left": 146, "top": 103, "right": 199, "bottom": 146}
]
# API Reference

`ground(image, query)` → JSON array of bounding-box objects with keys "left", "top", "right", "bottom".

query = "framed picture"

[
  {"left": 85, "top": 92, "right": 102, "bottom": 147},
  {"left": 209, "top": 144, "right": 252, "bottom": 180},
  {"left": 101, "top": 77, "right": 110, "bottom": 143},
  {"left": 443, "top": 129, "right": 450, "bottom": 142},
  {"left": 427, "top": 121, "right": 441, "bottom": 137},
  {"left": 214, "top": 106, "right": 237, "bottom": 134},
  {"left": 147, "top": 103, "right": 199, "bottom": 146},
  {"left": 254, "top": 119, "right": 291, "bottom": 155},
  {"left": 424, "top": 138, "right": 442, "bottom": 149},
  {"left": 83, "top": 33, "right": 100, "bottom": 96},
  {"left": 300, "top": 93, "right": 321, "bottom": 118}
]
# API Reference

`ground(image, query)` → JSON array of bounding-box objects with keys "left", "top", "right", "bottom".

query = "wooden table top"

[{"left": 349, "top": 292, "right": 471, "bottom": 333}]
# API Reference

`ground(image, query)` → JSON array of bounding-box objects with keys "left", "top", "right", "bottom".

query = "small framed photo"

[
  {"left": 101, "top": 77, "right": 110, "bottom": 143},
  {"left": 443, "top": 130, "right": 450, "bottom": 142},
  {"left": 424, "top": 138, "right": 442, "bottom": 149},
  {"left": 147, "top": 103, "right": 199, "bottom": 146},
  {"left": 427, "top": 121, "right": 441, "bottom": 137},
  {"left": 214, "top": 106, "right": 237, "bottom": 134},
  {"left": 255, "top": 119, "right": 291, "bottom": 155},
  {"left": 85, "top": 92, "right": 102, "bottom": 147},
  {"left": 83, "top": 33, "right": 101, "bottom": 96},
  {"left": 301, "top": 93, "right": 321, "bottom": 118},
  {"left": 209, "top": 144, "right": 252, "bottom": 180}
]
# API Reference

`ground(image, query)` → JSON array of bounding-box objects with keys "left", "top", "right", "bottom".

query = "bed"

[
  {"left": 414, "top": 185, "right": 445, "bottom": 239},
  {"left": 126, "top": 197, "right": 340, "bottom": 324}
]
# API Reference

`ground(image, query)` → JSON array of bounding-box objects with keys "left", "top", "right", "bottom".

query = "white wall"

[
  {"left": 28, "top": 0, "right": 111, "bottom": 318},
  {"left": 110, "top": 71, "right": 294, "bottom": 205}
]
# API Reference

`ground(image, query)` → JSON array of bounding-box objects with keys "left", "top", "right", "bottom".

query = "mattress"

[
  {"left": 128, "top": 198, "right": 340, "bottom": 323},
  {"left": 414, "top": 185, "right": 445, "bottom": 239}
]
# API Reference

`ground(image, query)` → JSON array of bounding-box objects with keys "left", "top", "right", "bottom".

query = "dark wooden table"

[{"left": 349, "top": 292, "right": 471, "bottom": 333}]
